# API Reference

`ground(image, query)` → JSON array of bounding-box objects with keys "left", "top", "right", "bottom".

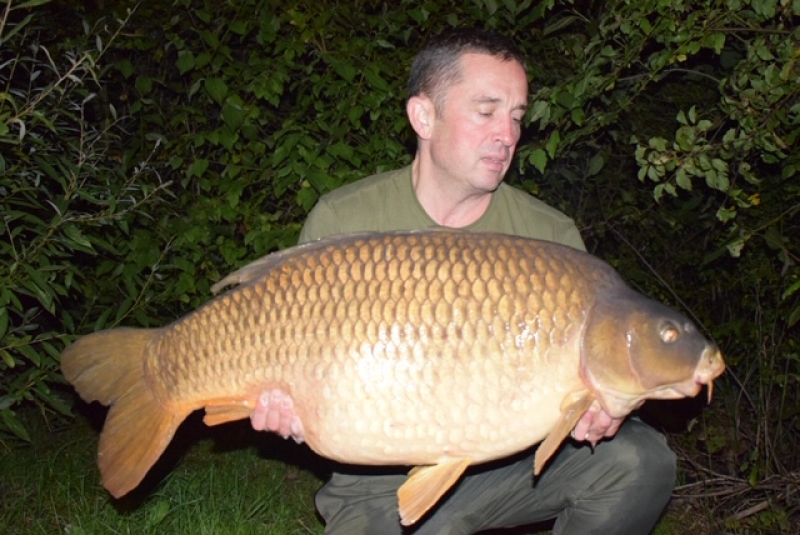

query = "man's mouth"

[{"left": 482, "top": 155, "right": 507, "bottom": 169}]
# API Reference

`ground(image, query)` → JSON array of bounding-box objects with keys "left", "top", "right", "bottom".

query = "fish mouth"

[
  {"left": 694, "top": 345, "right": 725, "bottom": 403},
  {"left": 587, "top": 344, "right": 726, "bottom": 418},
  {"left": 661, "top": 345, "right": 726, "bottom": 400}
]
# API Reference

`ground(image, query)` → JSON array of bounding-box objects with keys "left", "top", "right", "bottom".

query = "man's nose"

[{"left": 495, "top": 115, "right": 518, "bottom": 146}]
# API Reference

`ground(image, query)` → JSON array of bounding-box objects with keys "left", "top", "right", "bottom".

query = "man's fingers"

[
  {"left": 249, "top": 389, "right": 306, "bottom": 443},
  {"left": 571, "top": 407, "right": 597, "bottom": 441},
  {"left": 250, "top": 390, "right": 271, "bottom": 431},
  {"left": 571, "top": 407, "right": 625, "bottom": 444},
  {"left": 289, "top": 418, "right": 306, "bottom": 444}
]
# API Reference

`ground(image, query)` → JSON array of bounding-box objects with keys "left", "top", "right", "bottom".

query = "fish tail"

[{"left": 61, "top": 328, "right": 188, "bottom": 497}]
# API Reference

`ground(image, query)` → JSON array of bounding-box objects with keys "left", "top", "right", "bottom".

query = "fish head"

[{"left": 580, "top": 290, "right": 725, "bottom": 418}]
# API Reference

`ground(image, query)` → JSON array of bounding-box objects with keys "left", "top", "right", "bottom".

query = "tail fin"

[{"left": 61, "top": 328, "right": 189, "bottom": 498}]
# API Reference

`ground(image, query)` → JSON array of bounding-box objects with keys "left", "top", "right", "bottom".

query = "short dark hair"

[{"left": 408, "top": 28, "right": 526, "bottom": 111}]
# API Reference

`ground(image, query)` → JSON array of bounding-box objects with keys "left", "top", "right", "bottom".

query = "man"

[{"left": 252, "top": 29, "right": 676, "bottom": 534}]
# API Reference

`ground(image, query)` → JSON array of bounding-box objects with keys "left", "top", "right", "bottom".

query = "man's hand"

[
  {"left": 251, "top": 389, "right": 306, "bottom": 444},
  {"left": 572, "top": 405, "right": 624, "bottom": 446}
]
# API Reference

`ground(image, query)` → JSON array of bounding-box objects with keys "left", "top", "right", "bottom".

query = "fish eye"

[{"left": 660, "top": 324, "right": 679, "bottom": 343}]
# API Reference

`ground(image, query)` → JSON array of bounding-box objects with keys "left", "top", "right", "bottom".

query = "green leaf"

[
  {"left": 0, "top": 13, "right": 35, "bottom": 45},
  {"left": 204, "top": 78, "right": 229, "bottom": 104},
  {"left": 136, "top": 76, "right": 153, "bottom": 95},
  {"left": 545, "top": 130, "right": 560, "bottom": 159},
  {"left": 329, "top": 58, "right": 357, "bottom": 83},
  {"left": 22, "top": 265, "right": 54, "bottom": 313},
  {"left": 93, "top": 306, "right": 114, "bottom": 331},
  {"left": 176, "top": 51, "right": 195, "bottom": 74},
  {"left": 12, "top": 0, "right": 53, "bottom": 9},
  {"left": 229, "top": 20, "right": 248, "bottom": 35},
  {"left": 648, "top": 137, "right": 667, "bottom": 151},
  {"left": 543, "top": 14, "right": 579, "bottom": 36},
  {"left": 195, "top": 9, "right": 211, "bottom": 23},
  {"left": 675, "top": 167, "right": 692, "bottom": 190},
  {"left": 754, "top": 43, "right": 775, "bottom": 61},
  {"left": 201, "top": 29, "right": 220, "bottom": 49},
  {"left": 0, "top": 307, "right": 7, "bottom": 340},
  {"left": 587, "top": 153, "right": 605, "bottom": 176},
  {"left": 529, "top": 148, "right": 547, "bottom": 173},
  {"left": 62, "top": 224, "right": 95, "bottom": 253},
  {"left": 116, "top": 58, "right": 135, "bottom": 78},
  {"left": 189, "top": 158, "right": 209, "bottom": 178},
  {"left": 222, "top": 102, "right": 245, "bottom": 131},
  {"left": 17, "top": 343, "right": 42, "bottom": 367},
  {"left": 782, "top": 279, "right": 800, "bottom": 300},
  {"left": 705, "top": 169, "right": 730, "bottom": 191},
  {"left": 0, "top": 349, "right": 14, "bottom": 368},
  {"left": 725, "top": 238, "right": 745, "bottom": 258},
  {"left": 0, "top": 396, "right": 14, "bottom": 411},
  {"left": 327, "top": 142, "right": 354, "bottom": 162},
  {"left": 787, "top": 306, "right": 800, "bottom": 327},
  {"left": 0, "top": 409, "right": 30, "bottom": 442},
  {"left": 717, "top": 205, "right": 737, "bottom": 222},
  {"left": 363, "top": 67, "right": 389, "bottom": 93},
  {"left": 195, "top": 52, "right": 212, "bottom": 70}
]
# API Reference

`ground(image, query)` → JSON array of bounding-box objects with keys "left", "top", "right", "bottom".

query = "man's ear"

[{"left": 407, "top": 95, "right": 435, "bottom": 140}]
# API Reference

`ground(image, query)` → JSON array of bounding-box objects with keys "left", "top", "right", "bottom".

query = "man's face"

[{"left": 427, "top": 53, "right": 528, "bottom": 195}]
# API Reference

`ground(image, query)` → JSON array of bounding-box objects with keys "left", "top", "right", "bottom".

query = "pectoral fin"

[
  {"left": 203, "top": 398, "right": 255, "bottom": 426},
  {"left": 397, "top": 457, "right": 472, "bottom": 526},
  {"left": 534, "top": 393, "right": 595, "bottom": 475}
]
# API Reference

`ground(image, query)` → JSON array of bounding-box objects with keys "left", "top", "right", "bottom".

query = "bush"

[{"left": 0, "top": 1, "right": 171, "bottom": 441}]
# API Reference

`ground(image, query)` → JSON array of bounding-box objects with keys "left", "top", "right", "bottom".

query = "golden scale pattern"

[{"left": 152, "top": 232, "right": 617, "bottom": 457}]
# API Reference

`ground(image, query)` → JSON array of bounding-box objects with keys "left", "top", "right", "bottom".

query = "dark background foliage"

[{"left": 1, "top": 0, "right": 798, "bottom": 529}]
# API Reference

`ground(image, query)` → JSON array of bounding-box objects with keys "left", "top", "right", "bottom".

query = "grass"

[
  {"left": 1, "top": 406, "right": 325, "bottom": 535},
  {"left": 1, "top": 403, "right": 792, "bottom": 534}
]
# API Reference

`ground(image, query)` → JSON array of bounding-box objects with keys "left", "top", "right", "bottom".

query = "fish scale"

[
  {"left": 152, "top": 233, "right": 581, "bottom": 459},
  {"left": 61, "top": 229, "right": 725, "bottom": 526}
]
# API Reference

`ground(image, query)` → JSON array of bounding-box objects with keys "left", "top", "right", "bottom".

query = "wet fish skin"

[{"left": 61, "top": 230, "right": 725, "bottom": 525}]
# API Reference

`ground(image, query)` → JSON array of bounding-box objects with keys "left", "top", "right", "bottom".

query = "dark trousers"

[{"left": 315, "top": 419, "right": 676, "bottom": 534}]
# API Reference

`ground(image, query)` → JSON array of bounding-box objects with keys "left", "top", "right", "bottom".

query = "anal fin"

[
  {"left": 534, "top": 393, "right": 595, "bottom": 476},
  {"left": 203, "top": 398, "right": 255, "bottom": 426},
  {"left": 397, "top": 457, "right": 472, "bottom": 526}
]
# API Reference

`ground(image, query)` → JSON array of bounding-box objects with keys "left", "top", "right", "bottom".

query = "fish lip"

[{"left": 695, "top": 346, "right": 726, "bottom": 381}]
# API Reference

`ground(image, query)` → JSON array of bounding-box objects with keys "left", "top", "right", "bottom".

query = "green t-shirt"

[{"left": 298, "top": 165, "right": 585, "bottom": 251}]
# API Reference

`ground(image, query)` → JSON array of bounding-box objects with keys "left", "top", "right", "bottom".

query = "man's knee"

[
  {"left": 316, "top": 472, "right": 407, "bottom": 535},
  {"left": 552, "top": 421, "right": 676, "bottom": 534},
  {"left": 609, "top": 419, "right": 677, "bottom": 495}
]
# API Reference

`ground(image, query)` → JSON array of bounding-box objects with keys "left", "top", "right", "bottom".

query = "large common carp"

[{"left": 61, "top": 230, "right": 724, "bottom": 525}]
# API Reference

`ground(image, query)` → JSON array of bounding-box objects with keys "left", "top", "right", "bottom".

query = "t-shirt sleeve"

[
  {"left": 298, "top": 197, "right": 340, "bottom": 244},
  {"left": 556, "top": 221, "right": 586, "bottom": 252}
]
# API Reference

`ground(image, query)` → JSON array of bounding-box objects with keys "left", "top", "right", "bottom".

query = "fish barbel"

[{"left": 61, "top": 230, "right": 725, "bottom": 525}]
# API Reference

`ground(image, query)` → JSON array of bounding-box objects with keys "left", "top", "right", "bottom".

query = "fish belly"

[{"left": 303, "top": 336, "right": 585, "bottom": 465}]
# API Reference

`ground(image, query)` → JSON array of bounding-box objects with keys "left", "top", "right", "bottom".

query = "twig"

[{"left": 729, "top": 500, "right": 770, "bottom": 522}]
